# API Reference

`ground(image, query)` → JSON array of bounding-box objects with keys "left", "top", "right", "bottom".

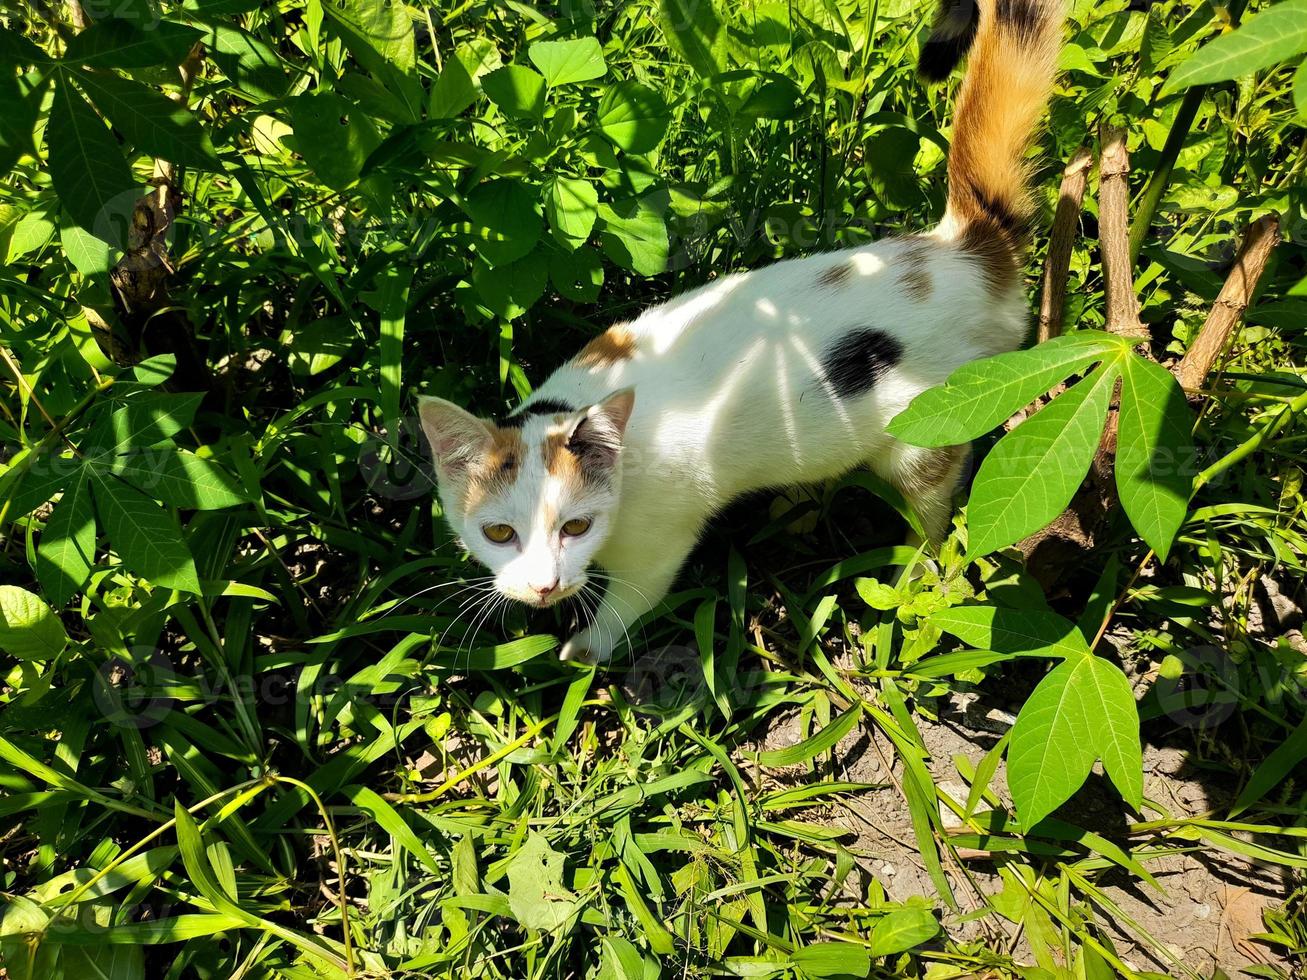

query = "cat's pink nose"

[{"left": 530, "top": 579, "right": 559, "bottom": 599}]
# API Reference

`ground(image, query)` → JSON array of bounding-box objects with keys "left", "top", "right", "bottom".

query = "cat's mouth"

[{"left": 501, "top": 582, "right": 585, "bottom": 608}]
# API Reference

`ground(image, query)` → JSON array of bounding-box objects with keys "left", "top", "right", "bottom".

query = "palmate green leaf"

[
  {"left": 528, "top": 37, "right": 607, "bottom": 86},
  {"left": 461, "top": 178, "right": 541, "bottom": 267},
  {"left": 598, "top": 80, "right": 671, "bottom": 153},
  {"left": 482, "top": 64, "right": 547, "bottom": 119},
  {"left": 1116, "top": 355, "right": 1195, "bottom": 560},
  {"left": 887, "top": 331, "right": 1126, "bottom": 447},
  {"left": 1162, "top": 0, "right": 1307, "bottom": 94},
  {"left": 72, "top": 68, "right": 220, "bottom": 169},
  {"left": 62, "top": 19, "right": 203, "bottom": 69},
  {"left": 0, "top": 585, "right": 68, "bottom": 661},
  {"left": 658, "top": 0, "right": 727, "bottom": 78},
  {"left": 1007, "top": 654, "right": 1143, "bottom": 828},
  {"left": 46, "top": 74, "right": 136, "bottom": 244},
  {"left": 967, "top": 363, "right": 1117, "bottom": 558},
  {"left": 507, "top": 833, "right": 578, "bottom": 932},
  {"left": 88, "top": 391, "right": 203, "bottom": 456},
  {"left": 868, "top": 908, "right": 940, "bottom": 956},
  {"left": 90, "top": 470, "right": 200, "bottom": 593},
  {"left": 99, "top": 449, "right": 247, "bottom": 510},
  {"left": 36, "top": 475, "right": 96, "bottom": 605},
  {"left": 545, "top": 176, "right": 599, "bottom": 250}
]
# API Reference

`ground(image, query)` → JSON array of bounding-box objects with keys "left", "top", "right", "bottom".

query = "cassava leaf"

[
  {"left": 1162, "top": 0, "right": 1307, "bottom": 94},
  {"left": 46, "top": 74, "right": 136, "bottom": 244},
  {"left": 1115, "top": 355, "right": 1195, "bottom": 560},
  {"left": 966, "top": 363, "right": 1117, "bottom": 557},
  {"left": 90, "top": 470, "right": 200, "bottom": 593},
  {"left": 887, "top": 332, "right": 1128, "bottom": 447},
  {"left": 1007, "top": 655, "right": 1142, "bottom": 828}
]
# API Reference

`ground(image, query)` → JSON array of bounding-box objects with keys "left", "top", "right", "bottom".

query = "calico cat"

[{"left": 418, "top": 0, "right": 1065, "bottom": 663}]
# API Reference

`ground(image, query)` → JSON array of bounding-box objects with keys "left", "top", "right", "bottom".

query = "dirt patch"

[{"left": 749, "top": 691, "right": 1291, "bottom": 976}]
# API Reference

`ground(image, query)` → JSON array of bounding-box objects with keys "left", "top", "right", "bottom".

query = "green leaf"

[
  {"left": 481, "top": 64, "right": 547, "bottom": 119},
  {"left": 0, "top": 585, "right": 68, "bottom": 661},
  {"left": 346, "top": 785, "right": 441, "bottom": 873},
  {"left": 507, "top": 833, "right": 578, "bottom": 932},
  {"left": 528, "top": 37, "right": 607, "bottom": 86},
  {"left": 36, "top": 476, "right": 97, "bottom": 605},
  {"left": 887, "top": 332, "right": 1125, "bottom": 447},
  {"left": 1115, "top": 355, "right": 1194, "bottom": 560},
  {"left": 868, "top": 907, "right": 940, "bottom": 956},
  {"left": 550, "top": 246, "right": 604, "bottom": 302},
  {"left": 545, "top": 176, "right": 598, "bottom": 249},
  {"left": 0, "top": 76, "right": 40, "bottom": 173},
  {"left": 749, "top": 706, "right": 861, "bottom": 766},
  {"left": 46, "top": 74, "right": 137, "bottom": 245},
  {"left": 461, "top": 178, "right": 541, "bottom": 267},
  {"left": 599, "top": 201, "right": 668, "bottom": 276},
  {"left": 472, "top": 252, "right": 548, "bottom": 320},
  {"left": 1232, "top": 716, "right": 1307, "bottom": 815},
  {"left": 321, "top": 0, "right": 415, "bottom": 71},
  {"left": 99, "top": 449, "right": 247, "bottom": 510},
  {"left": 792, "top": 941, "right": 874, "bottom": 976},
  {"left": 931, "top": 605, "right": 1090, "bottom": 659},
  {"left": 1162, "top": 0, "right": 1307, "bottom": 94},
  {"left": 90, "top": 471, "right": 200, "bottom": 593},
  {"left": 429, "top": 39, "right": 501, "bottom": 118},
  {"left": 658, "top": 0, "right": 727, "bottom": 78},
  {"left": 966, "top": 363, "right": 1117, "bottom": 557},
  {"left": 71, "top": 68, "right": 219, "bottom": 169},
  {"left": 92, "top": 391, "right": 202, "bottom": 455},
  {"left": 597, "top": 80, "right": 670, "bottom": 153},
  {"left": 61, "top": 213, "right": 117, "bottom": 276},
  {"left": 62, "top": 945, "right": 145, "bottom": 980},
  {"left": 361, "top": 264, "right": 413, "bottom": 426},
  {"left": 63, "top": 19, "right": 203, "bottom": 69},
  {"left": 200, "top": 23, "right": 290, "bottom": 100},
  {"left": 286, "top": 91, "right": 380, "bottom": 190},
  {"left": 1007, "top": 655, "right": 1142, "bottom": 828}
]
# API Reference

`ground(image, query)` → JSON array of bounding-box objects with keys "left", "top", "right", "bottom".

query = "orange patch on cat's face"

[
  {"left": 462, "top": 427, "right": 524, "bottom": 512},
  {"left": 575, "top": 325, "right": 636, "bottom": 368}
]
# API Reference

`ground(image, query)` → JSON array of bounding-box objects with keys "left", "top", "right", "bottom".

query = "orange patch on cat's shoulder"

[{"left": 575, "top": 325, "right": 636, "bottom": 368}]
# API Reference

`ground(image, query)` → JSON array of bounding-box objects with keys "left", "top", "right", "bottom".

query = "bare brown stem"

[
  {"left": 1037, "top": 147, "right": 1092, "bottom": 343},
  {"left": 1175, "top": 214, "right": 1281, "bottom": 394},
  {"left": 1098, "top": 126, "right": 1145, "bottom": 339}
]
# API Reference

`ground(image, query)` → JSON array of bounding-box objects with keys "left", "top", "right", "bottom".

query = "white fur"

[{"left": 422, "top": 233, "right": 1027, "bottom": 663}]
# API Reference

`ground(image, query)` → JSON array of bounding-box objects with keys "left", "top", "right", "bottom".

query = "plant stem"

[{"left": 1192, "top": 389, "right": 1307, "bottom": 493}]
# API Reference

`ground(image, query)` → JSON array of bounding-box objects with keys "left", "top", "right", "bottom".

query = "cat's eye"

[
  {"left": 561, "top": 517, "right": 592, "bottom": 537},
  {"left": 482, "top": 523, "right": 516, "bottom": 544}
]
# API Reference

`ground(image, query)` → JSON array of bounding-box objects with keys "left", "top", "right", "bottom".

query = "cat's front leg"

[{"left": 559, "top": 550, "right": 688, "bottom": 664}]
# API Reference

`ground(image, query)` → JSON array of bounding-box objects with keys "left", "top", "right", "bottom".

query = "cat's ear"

[
  {"left": 566, "top": 388, "right": 636, "bottom": 470},
  {"left": 417, "top": 396, "right": 493, "bottom": 475}
]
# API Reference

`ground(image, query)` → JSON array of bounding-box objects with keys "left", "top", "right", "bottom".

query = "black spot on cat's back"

[{"left": 819, "top": 328, "right": 904, "bottom": 399}]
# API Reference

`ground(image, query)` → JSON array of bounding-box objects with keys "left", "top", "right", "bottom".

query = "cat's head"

[{"left": 417, "top": 389, "right": 635, "bottom": 606}]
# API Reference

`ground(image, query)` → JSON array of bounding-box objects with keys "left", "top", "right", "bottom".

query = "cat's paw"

[{"left": 559, "top": 629, "right": 612, "bottom": 665}]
